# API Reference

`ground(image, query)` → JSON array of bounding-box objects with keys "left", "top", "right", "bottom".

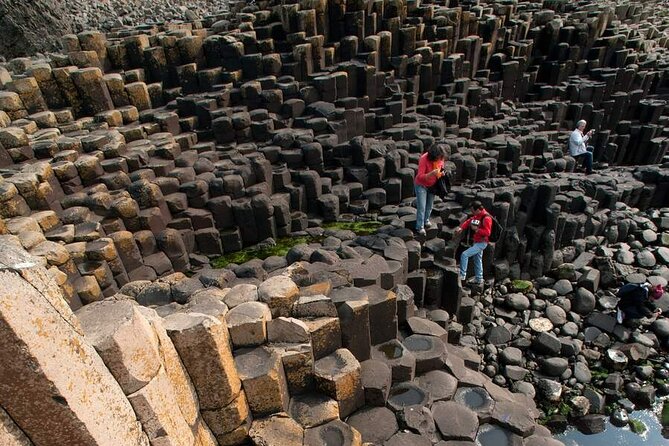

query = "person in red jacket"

[
  {"left": 454, "top": 201, "right": 492, "bottom": 284},
  {"left": 414, "top": 145, "right": 446, "bottom": 236}
]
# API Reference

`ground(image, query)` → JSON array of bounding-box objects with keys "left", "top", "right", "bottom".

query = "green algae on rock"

[
  {"left": 511, "top": 280, "right": 534, "bottom": 294},
  {"left": 211, "top": 236, "right": 313, "bottom": 268},
  {"left": 211, "top": 220, "right": 383, "bottom": 268}
]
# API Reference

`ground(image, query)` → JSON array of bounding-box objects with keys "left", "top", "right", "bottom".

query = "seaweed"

[
  {"left": 661, "top": 400, "right": 669, "bottom": 427},
  {"left": 629, "top": 418, "right": 647, "bottom": 435}
]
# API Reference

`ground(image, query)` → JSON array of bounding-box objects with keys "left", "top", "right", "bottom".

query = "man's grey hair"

[{"left": 576, "top": 120, "right": 587, "bottom": 128}]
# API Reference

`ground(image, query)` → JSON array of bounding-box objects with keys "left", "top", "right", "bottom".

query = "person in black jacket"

[{"left": 616, "top": 282, "right": 664, "bottom": 326}]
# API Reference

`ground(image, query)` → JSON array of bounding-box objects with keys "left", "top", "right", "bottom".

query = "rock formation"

[{"left": 1, "top": 0, "right": 669, "bottom": 444}]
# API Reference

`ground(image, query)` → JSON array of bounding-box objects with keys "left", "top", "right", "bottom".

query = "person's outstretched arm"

[{"left": 459, "top": 217, "right": 473, "bottom": 230}]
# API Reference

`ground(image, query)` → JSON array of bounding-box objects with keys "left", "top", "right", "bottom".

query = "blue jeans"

[
  {"left": 460, "top": 242, "right": 487, "bottom": 281},
  {"left": 414, "top": 184, "right": 434, "bottom": 230},
  {"left": 575, "top": 145, "right": 594, "bottom": 173}
]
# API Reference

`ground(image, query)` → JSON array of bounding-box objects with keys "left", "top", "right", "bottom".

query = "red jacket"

[
  {"left": 414, "top": 153, "right": 444, "bottom": 188},
  {"left": 460, "top": 209, "right": 492, "bottom": 243}
]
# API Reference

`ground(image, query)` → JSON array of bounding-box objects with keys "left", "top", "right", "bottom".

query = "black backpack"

[
  {"left": 486, "top": 213, "right": 504, "bottom": 243},
  {"left": 427, "top": 174, "right": 451, "bottom": 198}
]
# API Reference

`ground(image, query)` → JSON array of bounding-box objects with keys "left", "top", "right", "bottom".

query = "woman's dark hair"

[
  {"left": 426, "top": 145, "right": 446, "bottom": 161},
  {"left": 470, "top": 200, "right": 483, "bottom": 210}
]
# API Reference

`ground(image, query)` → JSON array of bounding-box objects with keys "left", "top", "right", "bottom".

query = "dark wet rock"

[
  {"left": 402, "top": 334, "right": 446, "bottom": 373},
  {"left": 500, "top": 347, "right": 523, "bottom": 366},
  {"left": 491, "top": 400, "right": 535, "bottom": 437},
  {"left": 415, "top": 370, "right": 458, "bottom": 402},
  {"left": 574, "top": 414, "right": 606, "bottom": 435},
  {"left": 476, "top": 423, "right": 524, "bottom": 446},
  {"left": 536, "top": 379, "right": 562, "bottom": 403},
  {"left": 371, "top": 340, "right": 416, "bottom": 383},
  {"left": 652, "top": 319, "right": 669, "bottom": 339},
  {"left": 360, "top": 360, "right": 391, "bottom": 406},
  {"left": 533, "top": 332, "right": 562, "bottom": 355},
  {"left": 573, "top": 362, "right": 592, "bottom": 384},
  {"left": 288, "top": 393, "right": 339, "bottom": 428},
  {"left": 625, "top": 382, "right": 656, "bottom": 408},
  {"left": 572, "top": 288, "right": 596, "bottom": 315},
  {"left": 610, "top": 408, "right": 629, "bottom": 427},
  {"left": 454, "top": 387, "right": 494, "bottom": 421},
  {"left": 304, "top": 419, "right": 361, "bottom": 445},
  {"left": 346, "top": 407, "right": 398, "bottom": 444},
  {"left": 387, "top": 382, "right": 431, "bottom": 413},
  {"left": 397, "top": 406, "right": 438, "bottom": 443},
  {"left": 432, "top": 400, "right": 479, "bottom": 441},
  {"left": 385, "top": 432, "right": 431, "bottom": 446},
  {"left": 407, "top": 317, "right": 448, "bottom": 341},
  {"left": 486, "top": 325, "right": 512, "bottom": 346}
]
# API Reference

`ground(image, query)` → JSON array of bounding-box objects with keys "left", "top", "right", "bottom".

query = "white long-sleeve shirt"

[{"left": 569, "top": 129, "right": 590, "bottom": 156}]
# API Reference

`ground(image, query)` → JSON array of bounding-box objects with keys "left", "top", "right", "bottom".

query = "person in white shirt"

[{"left": 568, "top": 120, "right": 594, "bottom": 174}]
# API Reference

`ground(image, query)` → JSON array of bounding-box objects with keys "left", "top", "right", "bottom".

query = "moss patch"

[
  {"left": 211, "top": 236, "right": 313, "bottom": 268},
  {"left": 322, "top": 220, "right": 383, "bottom": 235},
  {"left": 211, "top": 220, "right": 383, "bottom": 269},
  {"left": 511, "top": 279, "right": 534, "bottom": 293},
  {"left": 629, "top": 418, "right": 647, "bottom": 434},
  {"left": 590, "top": 368, "right": 609, "bottom": 380}
]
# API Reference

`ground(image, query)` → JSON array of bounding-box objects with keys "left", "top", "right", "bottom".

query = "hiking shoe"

[
  {"left": 425, "top": 221, "right": 433, "bottom": 229},
  {"left": 616, "top": 308, "right": 624, "bottom": 325},
  {"left": 417, "top": 228, "right": 426, "bottom": 236}
]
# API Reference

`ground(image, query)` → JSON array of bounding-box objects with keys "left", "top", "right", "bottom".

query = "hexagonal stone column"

[
  {"left": 77, "top": 301, "right": 196, "bottom": 445},
  {"left": 365, "top": 286, "right": 398, "bottom": 344},
  {"left": 304, "top": 419, "right": 362, "bottom": 446},
  {"left": 288, "top": 393, "right": 339, "bottom": 428},
  {"left": 249, "top": 413, "right": 304, "bottom": 446},
  {"left": 360, "top": 359, "right": 391, "bottom": 406},
  {"left": 371, "top": 339, "right": 416, "bottom": 382},
  {"left": 0, "top": 244, "right": 148, "bottom": 446},
  {"left": 314, "top": 348, "right": 364, "bottom": 418},
  {"left": 432, "top": 400, "right": 479, "bottom": 441},
  {"left": 163, "top": 312, "right": 242, "bottom": 410},
  {"left": 271, "top": 343, "right": 315, "bottom": 395},
  {"left": 0, "top": 407, "right": 32, "bottom": 445},
  {"left": 402, "top": 334, "right": 446, "bottom": 373},
  {"left": 235, "top": 347, "right": 290, "bottom": 416},
  {"left": 387, "top": 382, "right": 432, "bottom": 413},
  {"left": 346, "top": 406, "right": 398, "bottom": 444},
  {"left": 77, "top": 300, "right": 161, "bottom": 394},
  {"left": 258, "top": 275, "right": 299, "bottom": 317},
  {"left": 139, "top": 308, "right": 217, "bottom": 444},
  {"left": 225, "top": 301, "right": 272, "bottom": 348},
  {"left": 304, "top": 316, "right": 342, "bottom": 359},
  {"left": 126, "top": 368, "right": 196, "bottom": 445},
  {"left": 331, "top": 287, "right": 371, "bottom": 361}
]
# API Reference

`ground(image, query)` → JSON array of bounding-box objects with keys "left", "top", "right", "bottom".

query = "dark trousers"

[{"left": 574, "top": 145, "right": 594, "bottom": 173}]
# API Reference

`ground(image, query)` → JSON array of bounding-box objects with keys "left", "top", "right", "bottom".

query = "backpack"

[
  {"left": 463, "top": 212, "right": 504, "bottom": 245},
  {"left": 427, "top": 174, "right": 451, "bottom": 198},
  {"left": 486, "top": 213, "right": 504, "bottom": 243}
]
